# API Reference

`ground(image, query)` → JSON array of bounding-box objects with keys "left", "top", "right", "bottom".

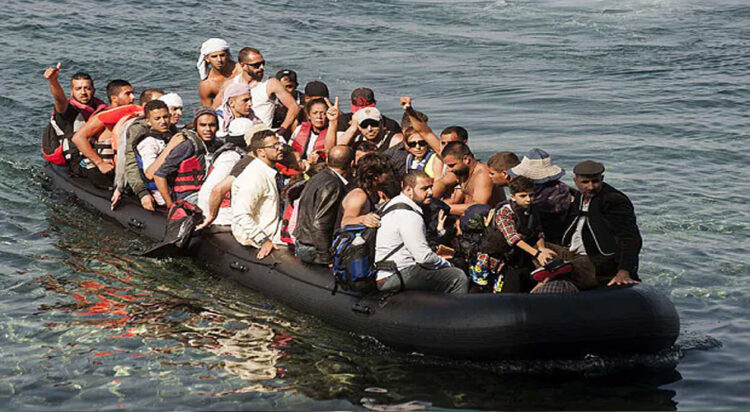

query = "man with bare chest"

[
  {"left": 434, "top": 141, "right": 506, "bottom": 215},
  {"left": 197, "top": 38, "right": 243, "bottom": 106}
]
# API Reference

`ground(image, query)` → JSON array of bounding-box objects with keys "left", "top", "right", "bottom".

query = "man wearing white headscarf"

[
  {"left": 215, "top": 83, "right": 260, "bottom": 137},
  {"left": 197, "top": 38, "right": 242, "bottom": 106},
  {"left": 158, "top": 93, "right": 184, "bottom": 128}
]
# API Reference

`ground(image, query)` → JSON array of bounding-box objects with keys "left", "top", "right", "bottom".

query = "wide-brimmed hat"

[{"left": 507, "top": 148, "right": 564, "bottom": 184}]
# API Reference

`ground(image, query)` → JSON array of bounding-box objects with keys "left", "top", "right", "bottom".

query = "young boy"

[
  {"left": 486, "top": 151, "right": 520, "bottom": 197},
  {"left": 130, "top": 100, "right": 175, "bottom": 207},
  {"left": 470, "top": 176, "right": 558, "bottom": 293}
]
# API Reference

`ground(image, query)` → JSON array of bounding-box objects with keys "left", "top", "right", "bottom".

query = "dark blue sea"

[{"left": 1, "top": 0, "right": 748, "bottom": 409}]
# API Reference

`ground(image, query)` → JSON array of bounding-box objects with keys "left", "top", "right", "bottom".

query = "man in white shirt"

[
  {"left": 231, "top": 130, "right": 285, "bottom": 259},
  {"left": 375, "top": 170, "right": 469, "bottom": 294}
]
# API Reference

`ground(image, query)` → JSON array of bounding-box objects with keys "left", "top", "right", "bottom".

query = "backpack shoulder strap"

[{"left": 380, "top": 201, "right": 422, "bottom": 217}]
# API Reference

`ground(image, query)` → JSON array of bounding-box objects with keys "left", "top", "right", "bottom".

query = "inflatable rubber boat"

[{"left": 43, "top": 163, "right": 680, "bottom": 359}]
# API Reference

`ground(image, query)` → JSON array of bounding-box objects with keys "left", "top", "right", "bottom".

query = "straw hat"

[{"left": 507, "top": 148, "right": 565, "bottom": 184}]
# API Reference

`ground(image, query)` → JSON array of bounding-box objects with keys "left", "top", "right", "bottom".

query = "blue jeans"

[{"left": 378, "top": 264, "right": 469, "bottom": 294}]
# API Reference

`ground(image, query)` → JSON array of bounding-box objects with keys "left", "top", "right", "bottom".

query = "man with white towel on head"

[{"left": 197, "top": 38, "right": 243, "bottom": 106}]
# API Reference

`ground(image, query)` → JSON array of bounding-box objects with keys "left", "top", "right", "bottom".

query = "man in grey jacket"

[{"left": 374, "top": 170, "right": 469, "bottom": 294}]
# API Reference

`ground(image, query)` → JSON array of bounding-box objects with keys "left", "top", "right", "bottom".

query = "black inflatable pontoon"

[{"left": 43, "top": 163, "right": 680, "bottom": 359}]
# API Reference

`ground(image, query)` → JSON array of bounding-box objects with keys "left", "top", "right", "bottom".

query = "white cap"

[
  {"left": 227, "top": 117, "right": 256, "bottom": 137},
  {"left": 354, "top": 107, "right": 381, "bottom": 125},
  {"left": 158, "top": 93, "right": 183, "bottom": 108}
]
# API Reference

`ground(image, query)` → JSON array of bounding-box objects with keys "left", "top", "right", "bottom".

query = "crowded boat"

[{"left": 41, "top": 38, "right": 645, "bottom": 297}]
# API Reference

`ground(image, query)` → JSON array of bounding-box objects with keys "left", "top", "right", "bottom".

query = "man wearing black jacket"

[
  {"left": 294, "top": 145, "right": 354, "bottom": 265},
  {"left": 562, "top": 160, "right": 642, "bottom": 286}
]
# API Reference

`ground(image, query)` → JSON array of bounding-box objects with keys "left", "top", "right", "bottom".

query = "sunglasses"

[
  {"left": 406, "top": 140, "right": 428, "bottom": 148},
  {"left": 261, "top": 142, "right": 283, "bottom": 150},
  {"left": 359, "top": 119, "right": 379, "bottom": 129},
  {"left": 246, "top": 60, "right": 265, "bottom": 69}
]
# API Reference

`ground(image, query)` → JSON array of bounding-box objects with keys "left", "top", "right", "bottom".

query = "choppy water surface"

[{"left": 1, "top": 0, "right": 748, "bottom": 409}]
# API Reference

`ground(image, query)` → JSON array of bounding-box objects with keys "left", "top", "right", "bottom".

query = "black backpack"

[{"left": 330, "top": 202, "right": 418, "bottom": 294}]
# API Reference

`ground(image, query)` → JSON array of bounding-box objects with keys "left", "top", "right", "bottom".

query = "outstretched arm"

[
  {"left": 44, "top": 63, "right": 68, "bottom": 114},
  {"left": 400, "top": 97, "right": 441, "bottom": 156},
  {"left": 71, "top": 114, "right": 111, "bottom": 173},
  {"left": 323, "top": 97, "right": 340, "bottom": 152}
]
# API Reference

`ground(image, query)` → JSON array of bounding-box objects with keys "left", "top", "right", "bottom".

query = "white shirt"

[
  {"left": 136, "top": 136, "right": 166, "bottom": 206},
  {"left": 198, "top": 150, "right": 243, "bottom": 226},
  {"left": 374, "top": 194, "right": 448, "bottom": 280},
  {"left": 569, "top": 200, "right": 590, "bottom": 255},
  {"left": 250, "top": 79, "right": 275, "bottom": 127},
  {"left": 231, "top": 158, "right": 282, "bottom": 247}
]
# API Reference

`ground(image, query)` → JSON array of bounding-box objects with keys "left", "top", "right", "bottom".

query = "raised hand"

[
  {"left": 44, "top": 62, "right": 61, "bottom": 81},
  {"left": 399, "top": 96, "right": 413, "bottom": 110},
  {"left": 325, "top": 96, "right": 340, "bottom": 122}
]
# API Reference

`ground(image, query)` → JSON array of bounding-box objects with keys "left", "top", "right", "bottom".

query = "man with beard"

[
  {"left": 231, "top": 130, "right": 287, "bottom": 259},
  {"left": 435, "top": 141, "right": 506, "bottom": 215},
  {"left": 216, "top": 47, "right": 299, "bottom": 139},
  {"left": 197, "top": 38, "right": 242, "bottom": 106}
]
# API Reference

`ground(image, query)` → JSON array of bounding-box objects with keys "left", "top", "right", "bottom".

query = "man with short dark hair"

[
  {"left": 562, "top": 160, "right": 642, "bottom": 286},
  {"left": 42, "top": 63, "right": 107, "bottom": 171},
  {"left": 435, "top": 142, "right": 506, "bottom": 215},
  {"left": 153, "top": 107, "right": 220, "bottom": 208},
  {"left": 374, "top": 170, "right": 469, "bottom": 294},
  {"left": 486, "top": 151, "right": 521, "bottom": 190},
  {"left": 221, "top": 48, "right": 299, "bottom": 138},
  {"left": 273, "top": 69, "right": 303, "bottom": 128},
  {"left": 294, "top": 145, "right": 354, "bottom": 265},
  {"left": 71, "top": 79, "right": 140, "bottom": 189},
  {"left": 231, "top": 130, "right": 286, "bottom": 259}
]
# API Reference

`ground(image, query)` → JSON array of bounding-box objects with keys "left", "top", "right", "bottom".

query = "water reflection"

[{"left": 35, "top": 197, "right": 683, "bottom": 410}]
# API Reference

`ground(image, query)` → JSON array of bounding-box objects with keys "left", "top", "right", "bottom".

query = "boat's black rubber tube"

[{"left": 43, "top": 164, "right": 680, "bottom": 359}]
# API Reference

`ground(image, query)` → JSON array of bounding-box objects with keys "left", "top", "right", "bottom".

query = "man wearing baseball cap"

[
  {"left": 336, "top": 87, "right": 401, "bottom": 136},
  {"left": 562, "top": 160, "right": 642, "bottom": 287}
]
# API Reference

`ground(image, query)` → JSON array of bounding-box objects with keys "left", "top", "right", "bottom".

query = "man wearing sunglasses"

[
  {"left": 562, "top": 160, "right": 642, "bottom": 287},
  {"left": 338, "top": 106, "right": 403, "bottom": 152},
  {"left": 220, "top": 47, "right": 299, "bottom": 140},
  {"left": 231, "top": 130, "right": 287, "bottom": 260}
]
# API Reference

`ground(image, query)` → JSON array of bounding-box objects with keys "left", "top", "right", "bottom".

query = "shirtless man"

[
  {"left": 434, "top": 142, "right": 506, "bottom": 215},
  {"left": 216, "top": 47, "right": 299, "bottom": 139},
  {"left": 197, "top": 38, "right": 242, "bottom": 106}
]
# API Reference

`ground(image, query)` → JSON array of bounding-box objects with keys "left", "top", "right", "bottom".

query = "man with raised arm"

[
  {"left": 197, "top": 38, "right": 242, "bottom": 107},
  {"left": 42, "top": 63, "right": 107, "bottom": 170},
  {"left": 218, "top": 47, "right": 299, "bottom": 139}
]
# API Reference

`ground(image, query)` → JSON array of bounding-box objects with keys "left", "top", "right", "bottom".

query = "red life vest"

[
  {"left": 291, "top": 121, "right": 327, "bottom": 157},
  {"left": 173, "top": 131, "right": 209, "bottom": 194},
  {"left": 41, "top": 97, "right": 106, "bottom": 166}
]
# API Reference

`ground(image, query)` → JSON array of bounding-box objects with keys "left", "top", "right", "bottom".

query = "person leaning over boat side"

[
  {"left": 294, "top": 145, "right": 354, "bottom": 265},
  {"left": 196, "top": 119, "right": 259, "bottom": 228},
  {"left": 153, "top": 107, "right": 221, "bottom": 208},
  {"left": 561, "top": 161, "right": 642, "bottom": 287},
  {"left": 435, "top": 142, "right": 506, "bottom": 215},
  {"left": 71, "top": 80, "right": 140, "bottom": 189},
  {"left": 339, "top": 153, "right": 400, "bottom": 228},
  {"left": 231, "top": 130, "right": 286, "bottom": 259},
  {"left": 197, "top": 38, "right": 242, "bottom": 106},
  {"left": 216, "top": 47, "right": 299, "bottom": 139},
  {"left": 375, "top": 170, "right": 469, "bottom": 294},
  {"left": 42, "top": 63, "right": 107, "bottom": 172}
]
